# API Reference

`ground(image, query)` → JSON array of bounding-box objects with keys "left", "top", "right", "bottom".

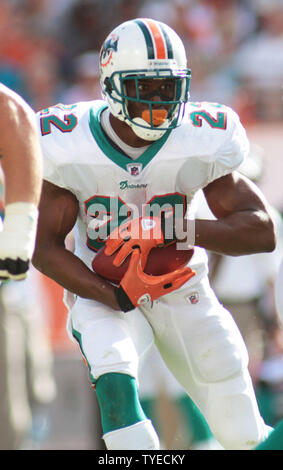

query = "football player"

[
  {"left": 33, "top": 19, "right": 276, "bottom": 450},
  {"left": 0, "top": 84, "right": 42, "bottom": 281}
]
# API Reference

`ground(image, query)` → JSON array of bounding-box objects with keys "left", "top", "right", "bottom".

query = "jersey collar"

[{"left": 88, "top": 103, "right": 172, "bottom": 173}]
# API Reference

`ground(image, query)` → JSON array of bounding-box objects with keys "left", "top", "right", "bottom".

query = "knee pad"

[
  {"left": 95, "top": 372, "right": 146, "bottom": 434},
  {"left": 189, "top": 309, "right": 248, "bottom": 383},
  {"left": 207, "top": 372, "right": 266, "bottom": 449},
  {"left": 209, "top": 394, "right": 266, "bottom": 449}
]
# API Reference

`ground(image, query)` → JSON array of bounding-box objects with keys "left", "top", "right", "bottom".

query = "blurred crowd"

[
  {"left": 0, "top": 0, "right": 282, "bottom": 122},
  {"left": 0, "top": 0, "right": 283, "bottom": 450}
]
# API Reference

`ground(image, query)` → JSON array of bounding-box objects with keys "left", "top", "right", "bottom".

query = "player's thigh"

[
  {"left": 70, "top": 298, "right": 154, "bottom": 382},
  {"left": 143, "top": 277, "right": 249, "bottom": 397},
  {"left": 143, "top": 281, "right": 267, "bottom": 448}
]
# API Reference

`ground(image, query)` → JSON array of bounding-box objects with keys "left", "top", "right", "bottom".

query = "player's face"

[{"left": 125, "top": 78, "right": 176, "bottom": 126}]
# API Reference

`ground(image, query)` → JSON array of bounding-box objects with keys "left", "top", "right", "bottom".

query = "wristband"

[
  {"left": 4, "top": 202, "right": 38, "bottom": 227},
  {"left": 1, "top": 202, "right": 38, "bottom": 260},
  {"left": 114, "top": 286, "right": 135, "bottom": 313}
]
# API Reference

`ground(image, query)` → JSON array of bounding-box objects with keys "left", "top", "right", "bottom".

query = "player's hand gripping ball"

[
  {"left": 105, "top": 215, "right": 166, "bottom": 270},
  {"left": 115, "top": 248, "right": 195, "bottom": 311},
  {"left": 92, "top": 216, "right": 194, "bottom": 284}
]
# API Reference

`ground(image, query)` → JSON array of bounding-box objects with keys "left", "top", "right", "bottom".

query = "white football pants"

[{"left": 68, "top": 276, "right": 268, "bottom": 450}]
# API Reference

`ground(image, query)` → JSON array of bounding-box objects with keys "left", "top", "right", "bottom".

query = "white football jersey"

[{"left": 36, "top": 100, "right": 249, "bottom": 282}]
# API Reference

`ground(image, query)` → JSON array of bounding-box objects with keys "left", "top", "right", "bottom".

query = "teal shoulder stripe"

[{"left": 88, "top": 104, "right": 172, "bottom": 172}]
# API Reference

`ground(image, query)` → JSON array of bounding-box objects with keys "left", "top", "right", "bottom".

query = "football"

[{"left": 92, "top": 243, "right": 194, "bottom": 284}]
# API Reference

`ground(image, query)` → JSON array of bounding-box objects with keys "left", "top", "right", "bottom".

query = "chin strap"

[{"left": 130, "top": 117, "right": 168, "bottom": 141}]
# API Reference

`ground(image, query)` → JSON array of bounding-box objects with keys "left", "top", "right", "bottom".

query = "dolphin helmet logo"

[{"left": 100, "top": 34, "right": 119, "bottom": 67}]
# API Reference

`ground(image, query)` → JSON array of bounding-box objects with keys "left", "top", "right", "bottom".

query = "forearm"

[
  {"left": 33, "top": 246, "right": 120, "bottom": 310},
  {"left": 0, "top": 89, "right": 42, "bottom": 205},
  {"left": 177, "top": 209, "right": 275, "bottom": 256}
]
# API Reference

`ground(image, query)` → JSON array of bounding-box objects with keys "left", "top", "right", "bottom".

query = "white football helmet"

[{"left": 99, "top": 18, "right": 191, "bottom": 141}]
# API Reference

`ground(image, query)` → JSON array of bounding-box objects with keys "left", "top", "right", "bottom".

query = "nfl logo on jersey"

[{"left": 127, "top": 163, "right": 143, "bottom": 176}]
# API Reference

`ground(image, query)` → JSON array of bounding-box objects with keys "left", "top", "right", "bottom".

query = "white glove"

[{"left": 0, "top": 202, "right": 38, "bottom": 280}]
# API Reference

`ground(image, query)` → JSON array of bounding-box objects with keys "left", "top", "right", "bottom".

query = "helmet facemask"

[{"left": 103, "top": 68, "right": 191, "bottom": 141}]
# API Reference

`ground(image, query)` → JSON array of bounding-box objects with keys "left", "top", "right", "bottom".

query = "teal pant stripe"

[{"left": 72, "top": 326, "right": 96, "bottom": 384}]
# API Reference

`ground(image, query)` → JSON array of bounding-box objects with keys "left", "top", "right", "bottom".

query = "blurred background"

[{"left": 0, "top": 0, "right": 283, "bottom": 450}]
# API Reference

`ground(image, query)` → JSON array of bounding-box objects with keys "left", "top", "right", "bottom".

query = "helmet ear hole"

[{"left": 104, "top": 78, "right": 113, "bottom": 93}]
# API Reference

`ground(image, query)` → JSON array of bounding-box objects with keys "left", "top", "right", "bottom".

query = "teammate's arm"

[
  {"left": 188, "top": 172, "right": 276, "bottom": 255},
  {"left": 0, "top": 84, "right": 42, "bottom": 205},
  {"left": 32, "top": 181, "right": 120, "bottom": 310},
  {"left": 0, "top": 84, "right": 43, "bottom": 279}
]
